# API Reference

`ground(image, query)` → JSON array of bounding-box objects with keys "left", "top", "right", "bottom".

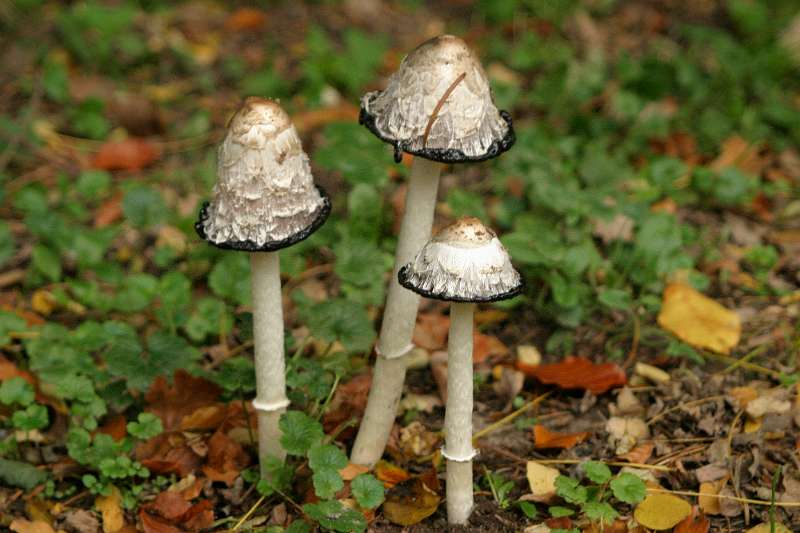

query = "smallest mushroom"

[{"left": 398, "top": 217, "right": 522, "bottom": 525}]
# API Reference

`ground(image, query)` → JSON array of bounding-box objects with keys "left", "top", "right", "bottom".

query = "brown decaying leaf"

[
  {"left": 92, "top": 138, "right": 158, "bottom": 171},
  {"left": 532, "top": 424, "right": 590, "bottom": 450},
  {"left": 140, "top": 490, "right": 214, "bottom": 533},
  {"left": 618, "top": 441, "right": 655, "bottom": 464},
  {"left": 382, "top": 469, "right": 441, "bottom": 527},
  {"left": 413, "top": 313, "right": 450, "bottom": 351},
  {"left": 293, "top": 104, "right": 361, "bottom": 134},
  {"left": 472, "top": 332, "right": 508, "bottom": 363},
  {"left": 98, "top": 414, "right": 128, "bottom": 442},
  {"left": 673, "top": 507, "right": 710, "bottom": 533},
  {"left": 224, "top": 8, "right": 267, "bottom": 31},
  {"left": 322, "top": 373, "right": 371, "bottom": 436},
  {"left": 9, "top": 520, "right": 55, "bottom": 533},
  {"left": 657, "top": 282, "right": 741, "bottom": 354},
  {"left": 136, "top": 433, "right": 203, "bottom": 477},
  {"left": 201, "top": 430, "right": 251, "bottom": 486},
  {"left": 375, "top": 461, "right": 412, "bottom": 489},
  {"left": 339, "top": 463, "right": 370, "bottom": 481},
  {"left": 517, "top": 356, "right": 627, "bottom": 394},
  {"left": 145, "top": 370, "right": 222, "bottom": 432},
  {"left": 94, "top": 193, "right": 123, "bottom": 228}
]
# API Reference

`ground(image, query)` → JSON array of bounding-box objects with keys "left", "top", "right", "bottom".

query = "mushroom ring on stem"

[
  {"left": 196, "top": 97, "right": 330, "bottom": 476},
  {"left": 351, "top": 34, "right": 516, "bottom": 468},
  {"left": 398, "top": 217, "right": 522, "bottom": 525}
]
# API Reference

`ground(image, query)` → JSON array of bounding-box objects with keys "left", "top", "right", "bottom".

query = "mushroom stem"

[
  {"left": 444, "top": 302, "right": 476, "bottom": 525},
  {"left": 350, "top": 156, "right": 441, "bottom": 467},
  {"left": 251, "top": 252, "right": 289, "bottom": 473}
]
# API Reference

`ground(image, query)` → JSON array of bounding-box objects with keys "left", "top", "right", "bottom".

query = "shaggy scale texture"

[
  {"left": 361, "top": 35, "right": 510, "bottom": 160},
  {"left": 200, "top": 97, "right": 326, "bottom": 247},
  {"left": 399, "top": 217, "right": 522, "bottom": 302}
]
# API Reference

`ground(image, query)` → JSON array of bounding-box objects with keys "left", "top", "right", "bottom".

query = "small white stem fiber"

[
  {"left": 251, "top": 252, "right": 289, "bottom": 473},
  {"left": 445, "top": 302, "right": 475, "bottom": 525},
  {"left": 350, "top": 157, "right": 442, "bottom": 467}
]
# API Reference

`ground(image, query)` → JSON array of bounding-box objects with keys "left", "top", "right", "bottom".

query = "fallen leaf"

[
  {"left": 63, "top": 510, "right": 101, "bottom": 532},
  {"left": 136, "top": 433, "right": 203, "bottom": 476},
  {"left": 593, "top": 213, "right": 634, "bottom": 243},
  {"left": 673, "top": 507, "right": 710, "bottom": 533},
  {"left": 657, "top": 282, "right": 741, "bottom": 354},
  {"left": 413, "top": 313, "right": 449, "bottom": 351},
  {"left": 526, "top": 461, "right": 560, "bottom": 499},
  {"left": 179, "top": 404, "right": 227, "bottom": 431},
  {"left": 145, "top": 371, "right": 221, "bottom": 432},
  {"left": 398, "top": 421, "right": 439, "bottom": 458},
  {"left": 698, "top": 481, "right": 723, "bottom": 515},
  {"left": 728, "top": 386, "right": 759, "bottom": 409},
  {"left": 710, "top": 136, "right": 766, "bottom": 176},
  {"left": 634, "top": 493, "right": 692, "bottom": 530},
  {"left": 618, "top": 441, "right": 655, "bottom": 464},
  {"left": 96, "top": 487, "right": 125, "bottom": 533},
  {"left": 9, "top": 520, "right": 55, "bottom": 533},
  {"left": 532, "top": 425, "right": 590, "bottom": 450},
  {"left": 95, "top": 194, "right": 123, "bottom": 228},
  {"left": 92, "top": 138, "right": 158, "bottom": 171},
  {"left": 339, "top": 463, "right": 369, "bottom": 481},
  {"left": 383, "top": 470, "right": 441, "bottom": 526},
  {"left": 224, "top": 8, "right": 266, "bottom": 31},
  {"left": 399, "top": 393, "right": 442, "bottom": 413},
  {"left": 374, "top": 460, "right": 411, "bottom": 488},
  {"left": 30, "top": 290, "right": 55, "bottom": 316},
  {"left": 201, "top": 430, "right": 250, "bottom": 486},
  {"left": 322, "top": 373, "right": 370, "bottom": 436},
  {"left": 517, "top": 356, "right": 627, "bottom": 394},
  {"left": 745, "top": 389, "right": 791, "bottom": 418},
  {"left": 98, "top": 414, "right": 128, "bottom": 442},
  {"left": 473, "top": 332, "right": 508, "bottom": 363},
  {"left": 293, "top": 104, "right": 360, "bottom": 134},
  {"left": 139, "top": 512, "right": 183, "bottom": 533}
]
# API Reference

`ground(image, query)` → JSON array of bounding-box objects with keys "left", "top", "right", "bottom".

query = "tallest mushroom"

[{"left": 352, "top": 35, "right": 515, "bottom": 467}]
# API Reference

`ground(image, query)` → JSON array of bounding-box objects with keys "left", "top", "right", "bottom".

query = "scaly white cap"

[
  {"left": 360, "top": 35, "right": 515, "bottom": 163},
  {"left": 196, "top": 97, "right": 330, "bottom": 251},
  {"left": 398, "top": 217, "right": 522, "bottom": 302}
]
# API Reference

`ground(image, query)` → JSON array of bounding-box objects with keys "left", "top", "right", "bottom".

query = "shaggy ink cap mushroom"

[
  {"left": 195, "top": 97, "right": 330, "bottom": 251},
  {"left": 398, "top": 217, "right": 522, "bottom": 303},
  {"left": 360, "top": 34, "right": 515, "bottom": 163}
]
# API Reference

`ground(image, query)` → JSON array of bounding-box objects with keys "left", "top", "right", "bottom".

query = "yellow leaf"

[
  {"left": 96, "top": 486, "right": 125, "bottom": 533},
  {"left": 526, "top": 461, "right": 559, "bottom": 498},
  {"left": 634, "top": 493, "right": 691, "bottom": 530},
  {"left": 657, "top": 282, "right": 741, "bottom": 354},
  {"left": 698, "top": 480, "right": 723, "bottom": 515},
  {"left": 9, "top": 520, "right": 55, "bottom": 533}
]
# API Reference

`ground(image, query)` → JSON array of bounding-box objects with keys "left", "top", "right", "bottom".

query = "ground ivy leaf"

[
  {"left": 308, "top": 444, "right": 348, "bottom": 472},
  {"left": 312, "top": 467, "right": 344, "bottom": 499},
  {"left": 0, "top": 458, "right": 47, "bottom": 490},
  {"left": 0, "top": 376, "right": 35, "bottom": 406},
  {"left": 302, "top": 500, "right": 367, "bottom": 533},
  {"left": 279, "top": 411, "right": 324, "bottom": 456},
  {"left": 583, "top": 501, "right": 619, "bottom": 524},
  {"left": 549, "top": 505, "right": 575, "bottom": 517},
  {"left": 583, "top": 461, "right": 612, "bottom": 484},
  {"left": 554, "top": 475, "right": 588, "bottom": 505},
  {"left": 351, "top": 473, "right": 385, "bottom": 509},
  {"left": 299, "top": 298, "right": 375, "bottom": 353},
  {"left": 610, "top": 472, "right": 647, "bottom": 504},
  {"left": 126, "top": 412, "right": 163, "bottom": 440}
]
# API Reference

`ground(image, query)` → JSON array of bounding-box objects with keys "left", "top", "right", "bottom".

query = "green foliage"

[
  {"left": 302, "top": 500, "right": 367, "bottom": 533},
  {"left": 484, "top": 469, "right": 515, "bottom": 509},
  {"left": 0, "top": 458, "right": 48, "bottom": 490},
  {"left": 314, "top": 123, "right": 395, "bottom": 187},
  {"left": 552, "top": 465, "right": 647, "bottom": 526},
  {"left": 279, "top": 411, "right": 325, "bottom": 456},
  {"left": 351, "top": 474, "right": 385, "bottom": 509},
  {"left": 209, "top": 254, "right": 251, "bottom": 305},
  {"left": 126, "top": 413, "right": 163, "bottom": 440},
  {"left": 298, "top": 298, "right": 375, "bottom": 353},
  {"left": 12, "top": 404, "right": 49, "bottom": 431},
  {"left": 122, "top": 186, "right": 166, "bottom": 228},
  {"left": 0, "top": 377, "right": 35, "bottom": 406}
]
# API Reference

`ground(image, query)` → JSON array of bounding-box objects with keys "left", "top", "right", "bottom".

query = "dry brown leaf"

[
  {"left": 533, "top": 424, "right": 590, "bottom": 450},
  {"left": 9, "top": 520, "right": 55, "bottom": 533},
  {"left": 657, "top": 282, "right": 741, "bottom": 354},
  {"left": 92, "top": 138, "right": 158, "bottom": 171},
  {"left": 634, "top": 493, "right": 692, "bottom": 530},
  {"left": 293, "top": 104, "right": 360, "bottom": 134},
  {"left": 473, "top": 332, "right": 508, "bottom": 363},
  {"left": 95, "top": 194, "right": 123, "bottom": 228},
  {"left": 413, "top": 313, "right": 449, "bottom": 351},
  {"left": 374, "top": 460, "right": 411, "bottom": 488},
  {"left": 201, "top": 430, "right": 250, "bottom": 486},
  {"left": 618, "top": 441, "right": 655, "bottom": 464},
  {"left": 673, "top": 507, "right": 710, "bottom": 533},
  {"left": 322, "top": 373, "right": 370, "bottom": 436},
  {"left": 518, "top": 356, "right": 627, "bottom": 394},
  {"left": 698, "top": 480, "right": 723, "bottom": 515},
  {"left": 98, "top": 414, "right": 128, "bottom": 442},
  {"left": 145, "top": 371, "right": 221, "bottom": 432},
  {"left": 96, "top": 487, "right": 125, "bottom": 533},
  {"left": 224, "top": 8, "right": 266, "bottom": 31},
  {"left": 729, "top": 386, "right": 759, "bottom": 409},
  {"left": 710, "top": 136, "right": 766, "bottom": 176},
  {"left": 136, "top": 433, "right": 203, "bottom": 476},
  {"left": 339, "top": 463, "right": 370, "bottom": 481},
  {"left": 382, "top": 470, "right": 441, "bottom": 526}
]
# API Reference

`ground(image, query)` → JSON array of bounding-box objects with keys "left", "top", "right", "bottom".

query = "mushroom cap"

[
  {"left": 360, "top": 35, "right": 515, "bottom": 164},
  {"left": 398, "top": 217, "right": 522, "bottom": 302},
  {"left": 196, "top": 97, "right": 330, "bottom": 252}
]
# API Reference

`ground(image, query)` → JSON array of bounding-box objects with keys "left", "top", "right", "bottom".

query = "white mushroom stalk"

[
  {"left": 352, "top": 34, "right": 516, "bottom": 468},
  {"left": 398, "top": 217, "right": 522, "bottom": 525},
  {"left": 196, "top": 98, "right": 330, "bottom": 476}
]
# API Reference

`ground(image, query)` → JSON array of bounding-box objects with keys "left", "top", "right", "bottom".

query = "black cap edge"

[
  {"left": 195, "top": 185, "right": 331, "bottom": 253},
  {"left": 397, "top": 264, "right": 524, "bottom": 303},
  {"left": 359, "top": 99, "right": 516, "bottom": 164}
]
